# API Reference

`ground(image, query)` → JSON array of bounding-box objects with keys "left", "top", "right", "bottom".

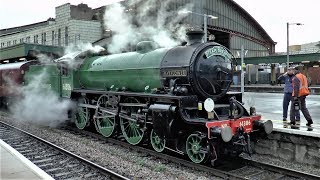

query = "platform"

[
  {"left": 230, "top": 84, "right": 320, "bottom": 94},
  {"left": 0, "top": 139, "right": 53, "bottom": 180},
  {"left": 271, "top": 120, "right": 320, "bottom": 138}
]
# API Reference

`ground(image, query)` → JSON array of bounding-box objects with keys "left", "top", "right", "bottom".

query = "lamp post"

[
  {"left": 286, "top": 22, "right": 303, "bottom": 68},
  {"left": 179, "top": 10, "right": 218, "bottom": 42},
  {"left": 238, "top": 45, "right": 248, "bottom": 94}
]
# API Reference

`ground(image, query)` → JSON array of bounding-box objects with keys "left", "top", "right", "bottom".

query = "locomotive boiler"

[{"left": 27, "top": 30, "right": 273, "bottom": 165}]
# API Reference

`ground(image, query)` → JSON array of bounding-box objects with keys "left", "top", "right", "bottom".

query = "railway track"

[
  {"left": 0, "top": 121, "right": 129, "bottom": 180},
  {"left": 64, "top": 125, "right": 320, "bottom": 180},
  {"left": 1, "top": 119, "right": 319, "bottom": 180}
]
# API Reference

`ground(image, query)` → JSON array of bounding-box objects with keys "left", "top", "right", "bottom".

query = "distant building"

[
  {"left": 0, "top": 3, "right": 104, "bottom": 48},
  {"left": 289, "top": 45, "right": 301, "bottom": 52},
  {"left": 301, "top": 41, "right": 320, "bottom": 52},
  {"left": 289, "top": 41, "right": 320, "bottom": 53}
]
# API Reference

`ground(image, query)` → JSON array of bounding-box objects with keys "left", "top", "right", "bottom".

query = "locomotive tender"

[{"left": 25, "top": 30, "right": 273, "bottom": 164}]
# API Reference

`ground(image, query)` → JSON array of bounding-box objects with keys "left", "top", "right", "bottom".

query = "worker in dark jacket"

[
  {"left": 278, "top": 67, "right": 299, "bottom": 124},
  {"left": 290, "top": 67, "right": 313, "bottom": 130}
]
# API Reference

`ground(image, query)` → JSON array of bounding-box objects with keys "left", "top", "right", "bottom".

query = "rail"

[{"left": 0, "top": 121, "right": 129, "bottom": 180}]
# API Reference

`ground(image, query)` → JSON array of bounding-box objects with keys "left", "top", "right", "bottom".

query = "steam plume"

[
  {"left": 104, "top": 0, "right": 193, "bottom": 53},
  {"left": 56, "top": 42, "right": 105, "bottom": 69},
  {"left": 9, "top": 70, "right": 72, "bottom": 127}
]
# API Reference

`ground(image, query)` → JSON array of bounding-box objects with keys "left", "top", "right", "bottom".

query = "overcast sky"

[{"left": 0, "top": 0, "right": 319, "bottom": 52}]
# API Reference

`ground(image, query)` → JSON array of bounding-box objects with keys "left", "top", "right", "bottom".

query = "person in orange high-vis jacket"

[{"left": 290, "top": 67, "right": 313, "bottom": 130}]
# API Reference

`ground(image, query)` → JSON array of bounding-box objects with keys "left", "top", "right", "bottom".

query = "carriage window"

[{"left": 62, "top": 66, "right": 69, "bottom": 76}]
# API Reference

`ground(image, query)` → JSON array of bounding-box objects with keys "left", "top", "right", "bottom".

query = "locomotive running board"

[{"left": 72, "top": 89, "right": 189, "bottom": 99}]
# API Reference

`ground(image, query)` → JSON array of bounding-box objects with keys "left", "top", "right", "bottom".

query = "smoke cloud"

[
  {"left": 104, "top": 0, "right": 193, "bottom": 53},
  {"left": 9, "top": 69, "right": 72, "bottom": 127},
  {"left": 6, "top": 42, "right": 104, "bottom": 127}
]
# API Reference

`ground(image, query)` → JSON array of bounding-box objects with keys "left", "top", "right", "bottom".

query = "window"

[
  {"left": 26, "top": 36, "right": 30, "bottom": 42},
  {"left": 1, "top": 43, "right": 4, "bottom": 48},
  {"left": 52, "top": 30, "right": 55, "bottom": 45},
  {"left": 58, "top": 28, "right": 61, "bottom": 46},
  {"left": 61, "top": 66, "right": 69, "bottom": 76},
  {"left": 7, "top": 41, "right": 11, "bottom": 46},
  {"left": 33, "top": 35, "right": 38, "bottom": 43},
  {"left": 19, "top": 38, "right": 24, "bottom": 43},
  {"left": 40, "top": 33, "right": 47, "bottom": 44},
  {"left": 44, "top": 32, "right": 46, "bottom": 44},
  {"left": 13, "top": 40, "right": 17, "bottom": 45},
  {"left": 65, "top": 27, "right": 68, "bottom": 46}
]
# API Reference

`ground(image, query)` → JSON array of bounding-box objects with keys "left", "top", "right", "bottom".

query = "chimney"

[{"left": 186, "top": 30, "right": 204, "bottom": 45}]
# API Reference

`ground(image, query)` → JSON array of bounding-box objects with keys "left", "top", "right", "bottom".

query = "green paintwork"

[
  {"left": 0, "top": 43, "right": 63, "bottom": 61},
  {"left": 24, "top": 64, "right": 61, "bottom": 96},
  {"left": 25, "top": 63, "right": 77, "bottom": 98},
  {"left": 237, "top": 53, "right": 320, "bottom": 65},
  {"left": 186, "top": 134, "right": 207, "bottom": 164},
  {"left": 61, "top": 70, "right": 79, "bottom": 98},
  {"left": 78, "top": 48, "right": 169, "bottom": 92},
  {"left": 120, "top": 97, "right": 144, "bottom": 145},
  {"left": 94, "top": 95, "right": 116, "bottom": 137},
  {"left": 120, "top": 117, "right": 144, "bottom": 145},
  {"left": 150, "top": 129, "right": 165, "bottom": 152},
  {"left": 95, "top": 115, "right": 115, "bottom": 137},
  {"left": 75, "top": 97, "right": 89, "bottom": 129}
]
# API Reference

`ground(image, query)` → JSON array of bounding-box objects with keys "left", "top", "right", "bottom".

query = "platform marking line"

[
  {"left": 0, "top": 139, "right": 54, "bottom": 180},
  {"left": 269, "top": 120, "right": 320, "bottom": 127}
]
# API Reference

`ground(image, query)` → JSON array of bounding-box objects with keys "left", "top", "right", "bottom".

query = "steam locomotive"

[{"left": 6, "top": 30, "right": 273, "bottom": 165}]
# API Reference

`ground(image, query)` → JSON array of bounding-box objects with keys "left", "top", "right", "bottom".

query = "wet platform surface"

[
  {"left": 0, "top": 140, "right": 53, "bottom": 180},
  {"left": 231, "top": 84, "right": 320, "bottom": 94},
  {"left": 242, "top": 92, "right": 320, "bottom": 137},
  {"left": 243, "top": 92, "right": 320, "bottom": 124},
  {"left": 271, "top": 120, "right": 320, "bottom": 138}
]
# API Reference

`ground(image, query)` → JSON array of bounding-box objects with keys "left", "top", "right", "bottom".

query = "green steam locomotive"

[{"left": 25, "top": 30, "right": 272, "bottom": 164}]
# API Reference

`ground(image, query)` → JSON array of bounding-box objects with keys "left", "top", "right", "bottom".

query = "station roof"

[
  {"left": 0, "top": 19, "right": 54, "bottom": 37},
  {"left": 0, "top": 43, "right": 63, "bottom": 62},
  {"left": 238, "top": 53, "right": 320, "bottom": 65},
  {"left": 229, "top": 0, "right": 275, "bottom": 45}
]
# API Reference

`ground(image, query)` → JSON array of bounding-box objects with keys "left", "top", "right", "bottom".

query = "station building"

[
  {"left": 0, "top": 3, "right": 104, "bottom": 48},
  {"left": 289, "top": 42, "right": 320, "bottom": 53}
]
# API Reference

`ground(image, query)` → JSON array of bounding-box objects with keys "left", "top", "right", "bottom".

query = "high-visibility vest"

[{"left": 292, "top": 73, "right": 310, "bottom": 97}]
